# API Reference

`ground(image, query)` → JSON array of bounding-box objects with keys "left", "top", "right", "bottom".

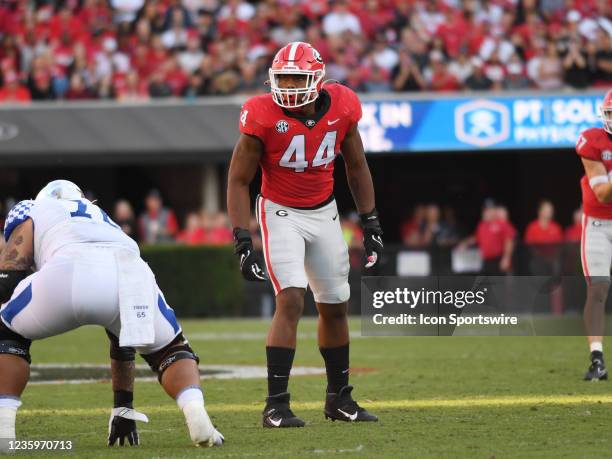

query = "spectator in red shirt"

[
  {"left": 163, "top": 55, "right": 189, "bottom": 96},
  {"left": 0, "top": 71, "right": 31, "bottom": 104},
  {"left": 354, "top": 0, "right": 394, "bottom": 40},
  {"left": 565, "top": 207, "right": 583, "bottom": 243},
  {"left": 78, "top": 0, "right": 112, "bottom": 34},
  {"left": 524, "top": 200, "right": 564, "bottom": 276},
  {"left": 64, "top": 74, "right": 96, "bottom": 100},
  {"left": 524, "top": 200, "right": 563, "bottom": 245},
  {"left": 117, "top": 71, "right": 149, "bottom": 102},
  {"left": 435, "top": 8, "right": 469, "bottom": 58},
  {"left": 205, "top": 212, "right": 233, "bottom": 246},
  {"left": 139, "top": 189, "right": 179, "bottom": 244},
  {"left": 458, "top": 200, "right": 516, "bottom": 275},
  {"left": 176, "top": 212, "right": 207, "bottom": 245},
  {"left": 425, "top": 51, "right": 460, "bottom": 91},
  {"left": 49, "top": 6, "right": 86, "bottom": 42},
  {"left": 525, "top": 200, "right": 566, "bottom": 313}
]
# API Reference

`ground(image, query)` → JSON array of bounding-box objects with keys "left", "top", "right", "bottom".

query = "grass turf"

[{"left": 13, "top": 318, "right": 612, "bottom": 458}]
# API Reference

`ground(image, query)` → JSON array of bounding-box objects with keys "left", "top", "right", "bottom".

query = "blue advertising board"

[{"left": 358, "top": 93, "right": 604, "bottom": 153}]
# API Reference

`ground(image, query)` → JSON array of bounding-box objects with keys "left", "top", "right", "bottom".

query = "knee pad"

[
  {"left": 105, "top": 330, "right": 135, "bottom": 362},
  {"left": 141, "top": 333, "right": 199, "bottom": 381},
  {"left": 0, "top": 320, "right": 31, "bottom": 364}
]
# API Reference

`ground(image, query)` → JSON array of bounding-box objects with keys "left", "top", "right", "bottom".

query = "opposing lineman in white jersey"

[{"left": 0, "top": 180, "right": 223, "bottom": 449}]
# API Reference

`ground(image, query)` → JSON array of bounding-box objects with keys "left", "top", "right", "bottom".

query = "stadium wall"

[{"left": 0, "top": 89, "right": 603, "bottom": 161}]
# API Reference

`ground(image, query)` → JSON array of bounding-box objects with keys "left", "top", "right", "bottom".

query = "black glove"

[
  {"left": 233, "top": 228, "right": 268, "bottom": 281},
  {"left": 360, "top": 209, "right": 384, "bottom": 268},
  {"left": 108, "top": 407, "right": 148, "bottom": 447}
]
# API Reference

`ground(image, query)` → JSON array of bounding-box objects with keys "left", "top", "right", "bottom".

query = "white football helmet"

[{"left": 36, "top": 180, "right": 84, "bottom": 201}]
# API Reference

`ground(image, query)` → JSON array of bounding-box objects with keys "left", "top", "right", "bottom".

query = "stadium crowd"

[{"left": 0, "top": 0, "right": 610, "bottom": 103}]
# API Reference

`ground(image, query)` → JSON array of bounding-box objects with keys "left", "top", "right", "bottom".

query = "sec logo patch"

[
  {"left": 276, "top": 120, "right": 289, "bottom": 133},
  {"left": 602, "top": 150, "right": 612, "bottom": 161}
]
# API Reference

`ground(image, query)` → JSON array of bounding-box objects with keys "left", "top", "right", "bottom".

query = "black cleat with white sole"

[
  {"left": 584, "top": 352, "right": 608, "bottom": 381},
  {"left": 324, "top": 385, "right": 378, "bottom": 423},
  {"left": 262, "top": 392, "right": 305, "bottom": 428}
]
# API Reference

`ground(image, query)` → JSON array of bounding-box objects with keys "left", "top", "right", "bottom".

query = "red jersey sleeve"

[
  {"left": 576, "top": 128, "right": 601, "bottom": 161},
  {"left": 238, "top": 97, "right": 267, "bottom": 141},
  {"left": 328, "top": 83, "right": 362, "bottom": 126},
  {"left": 343, "top": 85, "right": 362, "bottom": 125}
]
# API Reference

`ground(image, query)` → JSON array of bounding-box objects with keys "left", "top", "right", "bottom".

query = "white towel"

[{"left": 115, "top": 249, "right": 156, "bottom": 347}]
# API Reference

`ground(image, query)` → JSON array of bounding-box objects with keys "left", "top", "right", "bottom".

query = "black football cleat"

[
  {"left": 262, "top": 392, "right": 305, "bottom": 428},
  {"left": 584, "top": 352, "right": 608, "bottom": 381},
  {"left": 324, "top": 385, "right": 378, "bottom": 422}
]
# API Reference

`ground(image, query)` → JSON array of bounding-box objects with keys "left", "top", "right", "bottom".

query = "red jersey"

[
  {"left": 565, "top": 223, "right": 582, "bottom": 242},
  {"left": 576, "top": 127, "right": 612, "bottom": 219},
  {"left": 239, "top": 83, "right": 362, "bottom": 208},
  {"left": 524, "top": 220, "right": 563, "bottom": 245},
  {"left": 476, "top": 219, "right": 516, "bottom": 260}
]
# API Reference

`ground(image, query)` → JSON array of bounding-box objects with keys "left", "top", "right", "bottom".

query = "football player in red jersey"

[
  {"left": 576, "top": 89, "right": 612, "bottom": 381},
  {"left": 227, "top": 42, "right": 382, "bottom": 427}
]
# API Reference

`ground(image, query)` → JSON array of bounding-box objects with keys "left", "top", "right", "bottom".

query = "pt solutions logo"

[{"left": 454, "top": 99, "right": 510, "bottom": 148}]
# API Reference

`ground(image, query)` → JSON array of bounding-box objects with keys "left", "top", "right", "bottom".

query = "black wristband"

[
  {"left": 233, "top": 227, "right": 251, "bottom": 242},
  {"left": 113, "top": 390, "right": 134, "bottom": 409},
  {"left": 359, "top": 209, "right": 379, "bottom": 225}
]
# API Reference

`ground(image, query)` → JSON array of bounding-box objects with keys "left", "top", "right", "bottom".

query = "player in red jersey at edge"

[
  {"left": 227, "top": 42, "right": 382, "bottom": 428},
  {"left": 576, "top": 89, "right": 612, "bottom": 381}
]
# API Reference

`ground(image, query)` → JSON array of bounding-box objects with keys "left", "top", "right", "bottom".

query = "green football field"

[{"left": 13, "top": 318, "right": 612, "bottom": 458}]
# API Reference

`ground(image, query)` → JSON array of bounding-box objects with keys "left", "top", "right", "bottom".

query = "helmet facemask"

[
  {"left": 602, "top": 106, "right": 612, "bottom": 134},
  {"left": 269, "top": 68, "right": 325, "bottom": 109}
]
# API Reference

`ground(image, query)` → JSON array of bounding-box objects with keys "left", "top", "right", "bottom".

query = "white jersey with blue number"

[{"left": 4, "top": 197, "right": 138, "bottom": 269}]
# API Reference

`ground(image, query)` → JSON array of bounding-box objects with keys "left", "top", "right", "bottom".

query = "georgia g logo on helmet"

[{"left": 269, "top": 42, "right": 326, "bottom": 109}]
